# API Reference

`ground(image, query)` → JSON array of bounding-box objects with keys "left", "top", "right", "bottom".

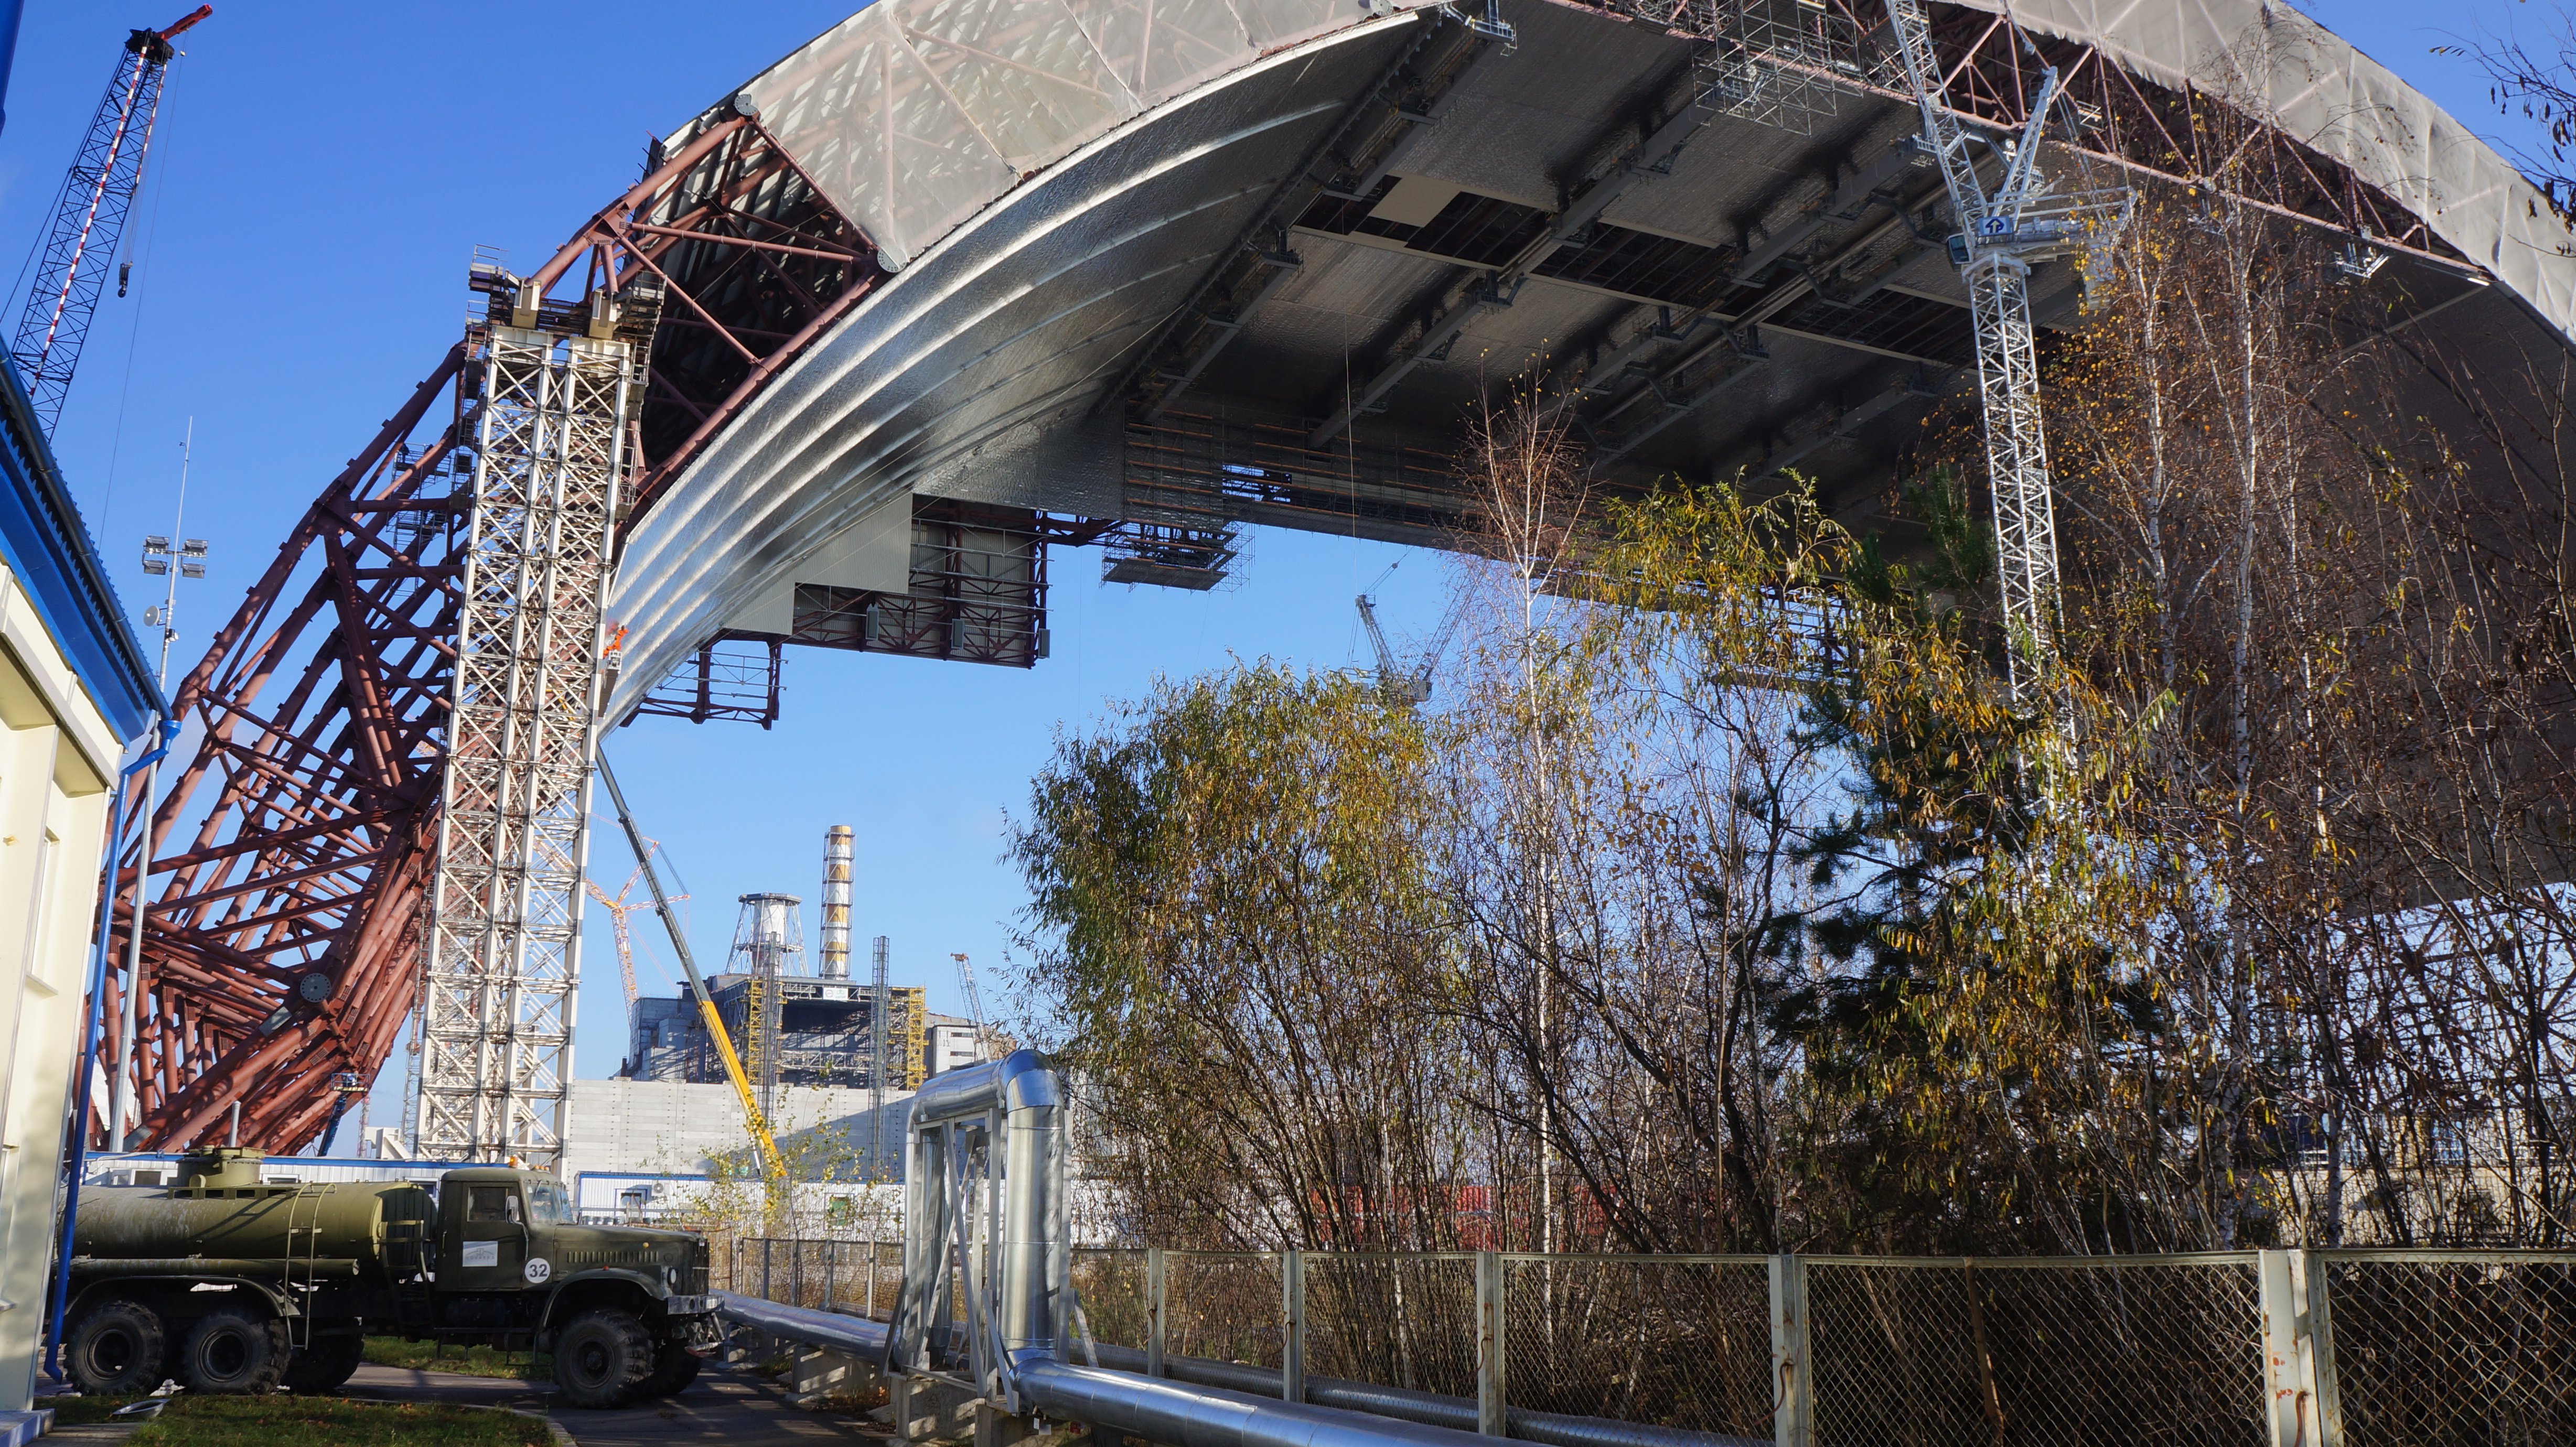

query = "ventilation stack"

[
  {"left": 821, "top": 826, "right": 853, "bottom": 980},
  {"left": 871, "top": 934, "right": 891, "bottom": 1179}
]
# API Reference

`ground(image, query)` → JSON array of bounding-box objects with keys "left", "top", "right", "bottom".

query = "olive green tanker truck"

[{"left": 59, "top": 1148, "right": 718, "bottom": 1408}]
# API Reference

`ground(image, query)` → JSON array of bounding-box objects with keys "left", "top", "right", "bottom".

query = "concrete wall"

[
  {"left": 0, "top": 561, "right": 132, "bottom": 1411},
  {"left": 563, "top": 1076, "right": 916, "bottom": 1182}
]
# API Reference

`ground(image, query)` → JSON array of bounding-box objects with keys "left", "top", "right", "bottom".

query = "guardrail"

[{"left": 721, "top": 1241, "right": 2576, "bottom": 1446}]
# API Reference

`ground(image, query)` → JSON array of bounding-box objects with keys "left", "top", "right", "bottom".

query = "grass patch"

[
  {"left": 362, "top": 1336, "right": 553, "bottom": 1382},
  {"left": 44, "top": 1396, "right": 549, "bottom": 1445}
]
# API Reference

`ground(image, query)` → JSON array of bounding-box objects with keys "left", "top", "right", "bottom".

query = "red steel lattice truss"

[{"left": 100, "top": 113, "right": 882, "bottom": 1152}]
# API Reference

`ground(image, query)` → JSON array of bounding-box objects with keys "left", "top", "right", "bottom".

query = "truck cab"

[
  {"left": 430, "top": 1168, "right": 710, "bottom": 1315},
  {"left": 420, "top": 1167, "right": 716, "bottom": 1403}
]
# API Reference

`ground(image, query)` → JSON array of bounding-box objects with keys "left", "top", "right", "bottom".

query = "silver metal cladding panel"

[
  {"left": 608, "top": 18, "right": 1421, "bottom": 716},
  {"left": 741, "top": 0, "right": 1450, "bottom": 271},
  {"left": 1959, "top": 0, "right": 2576, "bottom": 344}
]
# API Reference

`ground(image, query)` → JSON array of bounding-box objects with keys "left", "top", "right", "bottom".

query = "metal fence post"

[
  {"left": 1476, "top": 1251, "right": 1506, "bottom": 1436},
  {"left": 1147, "top": 1247, "right": 1167, "bottom": 1378},
  {"left": 867, "top": 1237, "right": 879, "bottom": 1319},
  {"left": 2305, "top": 1251, "right": 2344, "bottom": 1446},
  {"left": 824, "top": 1238, "right": 836, "bottom": 1312},
  {"left": 2258, "top": 1249, "right": 2342, "bottom": 1447},
  {"left": 1769, "top": 1253, "right": 1811, "bottom": 1447},
  {"left": 1282, "top": 1250, "right": 1307, "bottom": 1403},
  {"left": 764, "top": 1238, "right": 775, "bottom": 1302}
]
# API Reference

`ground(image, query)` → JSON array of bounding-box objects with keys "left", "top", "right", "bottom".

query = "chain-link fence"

[
  {"left": 1074, "top": 1247, "right": 1151, "bottom": 1349},
  {"left": 2322, "top": 1250, "right": 2576, "bottom": 1444},
  {"left": 1308, "top": 1253, "right": 1480, "bottom": 1398},
  {"left": 1804, "top": 1256, "right": 2267, "bottom": 1447},
  {"left": 727, "top": 1244, "right": 2576, "bottom": 1443},
  {"left": 726, "top": 1237, "right": 903, "bottom": 1318},
  {"left": 1505, "top": 1255, "right": 1772, "bottom": 1440},
  {"left": 1165, "top": 1250, "right": 1286, "bottom": 1368}
]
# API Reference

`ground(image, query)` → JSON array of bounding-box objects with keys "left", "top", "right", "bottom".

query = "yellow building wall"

[{"left": 0, "top": 565, "right": 130, "bottom": 1412}]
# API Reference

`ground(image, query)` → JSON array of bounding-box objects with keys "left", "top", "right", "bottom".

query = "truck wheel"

[
  {"left": 640, "top": 1335, "right": 703, "bottom": 1397},
  {"left": 177, "top": 1308, "right": 292, "bottom": 1395},
  {"left": 66, "top": 1299, "right": 166, "bottom": 1395},
  {"left": 281, "top": 1332, "right": 367, "bottom": 1394},
  {"left": 554, "top": 1308, "right": 653, "bottom": 1409}
]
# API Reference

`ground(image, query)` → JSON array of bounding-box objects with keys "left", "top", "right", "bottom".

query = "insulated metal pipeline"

[
  {"left": 1079, "top": 1343, "right": 1765, "bottom": 1447},
  {"left": 713, "top": 1293, "right": 1761, "bottom": 1447},
  {"left": 718, "top": 1290, "right": 1494, "bottom": 1447}
]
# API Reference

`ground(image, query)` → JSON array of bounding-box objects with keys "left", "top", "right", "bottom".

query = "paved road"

[{"left": 341, "top": 1362, "right": 879, "bottom": 1446}]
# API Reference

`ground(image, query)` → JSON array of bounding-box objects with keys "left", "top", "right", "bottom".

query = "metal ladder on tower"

[{"left": 1883, "top": 0, "right": 2130, "bottom": 708}]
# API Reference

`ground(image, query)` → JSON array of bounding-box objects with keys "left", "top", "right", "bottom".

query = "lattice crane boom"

[
  {"left": 585, "top": 858, "right": 682, "bottom": 1019},
  {"left": 11, "top": 6, "right": 210, "bottom": 433},
  {"left": 1884, "top": 0, "right": 2128, "bottom": 701},
  {"left": 1356, "top": 594, "right": 1434, "bottom": 706},
  {"left": 599, "top": 753, "right": 789, "bottom": 1194},
  {"left": 952, "top": 952, "right": 990, "bottom": 1062}
]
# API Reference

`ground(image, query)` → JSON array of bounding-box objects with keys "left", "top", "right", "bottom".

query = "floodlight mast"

[{"left": 1885, "top": 0, "right": 2129, "bottom": 709}]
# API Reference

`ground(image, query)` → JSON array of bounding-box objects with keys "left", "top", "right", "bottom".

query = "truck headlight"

[{"left": 667, "top": 1266, "right": 682, "bottom": 1287}]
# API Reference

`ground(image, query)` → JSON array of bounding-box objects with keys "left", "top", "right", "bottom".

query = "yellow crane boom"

[{"left": 597, "top": 752, "right": 789, "bottom": 1193}]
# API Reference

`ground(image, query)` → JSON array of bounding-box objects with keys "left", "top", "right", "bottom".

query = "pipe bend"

[{"left": 913, "top": 1046, "right": 1059, "bottom": 1126}]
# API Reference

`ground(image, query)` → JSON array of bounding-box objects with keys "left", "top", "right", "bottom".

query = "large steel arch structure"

[{"left": 95, "top": 0, "right": 2576, "bottom": 1153}]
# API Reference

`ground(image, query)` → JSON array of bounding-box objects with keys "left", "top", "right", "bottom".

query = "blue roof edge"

[{"left": 0, "top": 362, "right": 164, "bottom": 742}]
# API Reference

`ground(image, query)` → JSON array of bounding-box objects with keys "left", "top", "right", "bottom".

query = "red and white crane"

[{"left": 10, "top": 6, "right": 210, "bottom": 433}]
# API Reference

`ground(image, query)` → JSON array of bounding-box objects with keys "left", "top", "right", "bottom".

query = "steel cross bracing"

[
  {"left": 412, "top": 318, "right": 640, "bottom": 1167},
  {"left": 1885, "top": 0, "right": 2127, "bottom": 700},
  {"left": 101, "top": 351, "right": 474, "bottom": 1154},
  {"left": 93, "top": 113, "right": 879, "bottom": 1153}
]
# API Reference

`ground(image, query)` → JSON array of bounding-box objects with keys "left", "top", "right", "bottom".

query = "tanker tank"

[{"left": 72, "top": 1147, "right": 433, "bottom": 1282}]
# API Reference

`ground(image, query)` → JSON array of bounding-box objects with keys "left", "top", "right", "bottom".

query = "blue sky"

[{"left": 0, "top": 1, "right": 2543, "bottom": 1149}]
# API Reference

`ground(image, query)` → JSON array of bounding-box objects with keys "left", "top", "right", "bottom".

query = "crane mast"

[
  {"left": 11, "top": 6, "right": 210, "bottom": 433},
  {"left": 1356, "top": 595, "right": 1433, "bottom": 705},
  {"left": 1883, "top": 0, "right": 2127, "bottom": 704},
  {"left": 952, "top": 952, "right": 991, "bottom": 1062}
]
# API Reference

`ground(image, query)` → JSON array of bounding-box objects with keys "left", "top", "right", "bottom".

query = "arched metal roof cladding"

[
  {"left": 1983, "top": 0, "right": 2572, "bottom": 337},
  {"left": 603, "top": 0, "right": 2576, "bottom": 719},
  {"left": 737, "top": 0, "right": 1448, "bottom": 272}
]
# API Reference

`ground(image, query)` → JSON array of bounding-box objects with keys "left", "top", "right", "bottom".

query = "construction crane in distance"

[
  {"left": 11, "top": 5, "right": 210, "bottom": 433},
  {"left": 1357, "top": 595, "right": 1434, "bottom": 706},
  {"left": 1883, "top": 0, "right": 2129, "bottom": 706},
  {"left": 951, "top": 952, "right": 992, "bottom": 1062},
  {"left": 597, "top": 753, "right": 789, "bottom": 1200},
  {"left": 584, "top": 856, "right": 685, "bottom": 1037},
  {"left": 1356, "top": 576, "right": 1466, "bottom": 709}
]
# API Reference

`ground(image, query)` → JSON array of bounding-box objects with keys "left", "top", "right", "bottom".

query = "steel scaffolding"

[{"left": 413, "top": 314, "right": 636, "bottom": 1167}]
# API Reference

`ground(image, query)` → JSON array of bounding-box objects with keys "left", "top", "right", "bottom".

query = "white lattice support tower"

[
  {"left": 414, "top": 321, "right": 634, "bottom": 1166},
  {"left": 1885, "top": 0, "right": 2129, "bottom": 706},
  {"left": 1965, "top": 252, "right": 2060, "bottom": 694}
]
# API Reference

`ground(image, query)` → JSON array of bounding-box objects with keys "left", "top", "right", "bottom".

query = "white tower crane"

[
  {"left": 1356, "top": 595, "right": 1435, "bottom": 706},
  {"left": 1883, "top": 0, "right": 2129, "bottom": 704},
  {"left": 952, "top": 952, "right": 993, "bottom": 1062}
]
